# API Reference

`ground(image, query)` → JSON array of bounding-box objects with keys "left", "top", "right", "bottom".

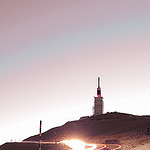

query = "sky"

[{"left": 0, "top": 0, "right": 150, "bottom": 145}]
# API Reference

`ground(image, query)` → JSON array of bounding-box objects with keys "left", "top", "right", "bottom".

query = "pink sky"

[{"left": 0, "top": 0, "right": 150, "bottom": 145}]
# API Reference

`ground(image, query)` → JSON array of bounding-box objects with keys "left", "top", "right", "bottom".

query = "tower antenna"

[
  {"left": 97, "top": 77, "right": 101, "bottom": 97},
  {"left": 98, "top": 77, "right": 100, "bottom": 88},
  {"left": 94, "top": 77, "right": 104, "bottom": 115}
]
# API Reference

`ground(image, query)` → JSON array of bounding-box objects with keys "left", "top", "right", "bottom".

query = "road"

[
  {"left": 22, "top": 141, "right": 121, "bottom": 150},
  {"left": 97, "top": 144, "right": 121, "bottom": 150}
]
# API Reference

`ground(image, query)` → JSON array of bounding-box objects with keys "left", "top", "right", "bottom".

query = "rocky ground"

[{"left": 88, "top": 132, "right": 150, "bottom": 149}]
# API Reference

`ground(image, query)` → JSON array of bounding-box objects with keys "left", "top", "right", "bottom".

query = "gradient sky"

[{"left": 0, "top": 0, "right": 150, "bottom": 145}]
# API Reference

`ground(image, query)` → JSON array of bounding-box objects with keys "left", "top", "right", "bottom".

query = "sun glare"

[{"left": 61, "top": 140, "right": 97, "bottom": 150}]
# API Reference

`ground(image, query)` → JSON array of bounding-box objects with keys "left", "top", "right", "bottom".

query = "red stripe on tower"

[{"left": 97, "top": 77, "right": 101, "bottom": 97}]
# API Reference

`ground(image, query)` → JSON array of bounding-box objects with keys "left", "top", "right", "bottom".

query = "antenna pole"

[
  {"left": 98, "top": 77, "right": 100, "bottom": 88},
  {"left": 39, "top": 120, "right": 42, "bottom": 150}
]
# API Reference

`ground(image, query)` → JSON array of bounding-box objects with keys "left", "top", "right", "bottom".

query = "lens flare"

[{"left": 61, "top": 139, "right": 97, "bottom": 150}]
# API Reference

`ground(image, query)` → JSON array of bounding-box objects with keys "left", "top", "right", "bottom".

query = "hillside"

[
  {"left": 1, "top": 112, "right": 150, "bottom": 150},
  {"left": 25, "top": 112, "right": 150, "bottom": 141}
]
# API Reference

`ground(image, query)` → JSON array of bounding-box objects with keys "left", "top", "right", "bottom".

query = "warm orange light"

[
  {"left": 111, "top": 144, "right": 122, "bottom": 150},
  {"left": 61, "top": 139, "right": 97, "bottom": 150}
]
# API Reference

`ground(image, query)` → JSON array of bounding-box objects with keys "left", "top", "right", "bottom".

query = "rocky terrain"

[{"left": 0, "top": 112, "right": 150, "bottom": 150}]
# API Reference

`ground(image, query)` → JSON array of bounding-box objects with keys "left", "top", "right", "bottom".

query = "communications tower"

[{"left": 93, "top": 77, "right": 104, "bottom": 115}]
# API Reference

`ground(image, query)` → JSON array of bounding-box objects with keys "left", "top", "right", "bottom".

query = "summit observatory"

[{"left": 93, "top": 77, "right": 104, "bottom": 115}]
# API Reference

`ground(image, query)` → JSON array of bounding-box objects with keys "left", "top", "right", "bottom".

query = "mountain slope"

[
  {"left": 1, "top": 112, "right": 150, "bottom": 150},
  {"left": 25, "top": 112, "right": 150, "bottom": 142}
]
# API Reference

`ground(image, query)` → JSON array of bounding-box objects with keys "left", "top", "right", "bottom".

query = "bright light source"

[{"left": 61, "top": 139, "right": 97, "bottom": 150}]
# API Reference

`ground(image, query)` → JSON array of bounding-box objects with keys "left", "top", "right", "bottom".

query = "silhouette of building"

[{"left": 93, "top": 77, "right": 104, "bottom": 115}]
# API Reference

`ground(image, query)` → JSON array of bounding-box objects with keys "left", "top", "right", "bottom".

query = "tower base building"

[
  {"left": 93, "top": 77, "right": 104, "bottom": 115},
  {"left": 94, "top": 97, "right": 104, "bottom": 115}
]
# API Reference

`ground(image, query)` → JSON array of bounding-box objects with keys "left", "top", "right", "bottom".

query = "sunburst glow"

[{"left": 61, "top": 140, "right": 97, "bottom": 150}]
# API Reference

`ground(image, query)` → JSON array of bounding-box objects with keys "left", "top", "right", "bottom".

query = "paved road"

[
  {"left": 95, "top": 144, "right": 121, "bottom": 150},
  {"left": 22, "top": 141, "right": 121, "bottom": 150},
  {"left": 22, "top": 141, "right": 56, "bottom": 144},
  {"left": 102, "top": 144, "right": 121, "bottom": 150}
]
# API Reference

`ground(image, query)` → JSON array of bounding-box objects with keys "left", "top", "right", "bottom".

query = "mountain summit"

[{"left": 0, "top": 112, "right": 150, "bottom": 150}]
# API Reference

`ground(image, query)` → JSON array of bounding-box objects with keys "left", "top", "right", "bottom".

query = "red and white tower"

[{"left": 93, "top": 77, "right": 104, "bottom": 115}]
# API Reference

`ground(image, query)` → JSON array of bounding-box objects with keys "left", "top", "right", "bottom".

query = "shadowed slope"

[
  {"left": 25, "top": 112, "right": 150, "bottom": 142},
  {"left": 0, "top": 112, "right": 150, "bottom": 150}
]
